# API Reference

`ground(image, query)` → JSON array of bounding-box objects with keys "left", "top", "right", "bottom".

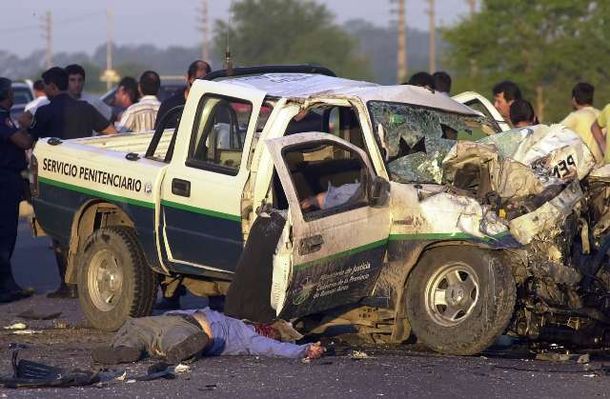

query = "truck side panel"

[
  {"left": 161, "top": 201, "right": 243, "bottom": 271},
  {"left": 33, "top": 178, "right": 159, "bottom": 269}
]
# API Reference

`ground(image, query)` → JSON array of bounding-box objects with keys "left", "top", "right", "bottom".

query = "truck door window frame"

[
  {"left": 145, "top": 105, "right": 185, "bottom": 163},
  {"left": 279, "top": 139, "right": 372, "bottom": 222},
  {"left": 185, "top": 93, "right": 254, "bottom": 176}
]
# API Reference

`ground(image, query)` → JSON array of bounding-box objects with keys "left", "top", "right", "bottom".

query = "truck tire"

[
  {"left": 77, "top": 226, "right": 157, "bottom": 331},
  {"left": 405, "top": 247, "right": 515, "bottom": 355}
]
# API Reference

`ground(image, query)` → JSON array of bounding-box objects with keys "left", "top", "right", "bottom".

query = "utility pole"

[
  {"left": 427, "top": 0, "right": 436, "bottom": 74},
  {"left": 467, "top": 0, "right": 476, "bottom": 15},
  {"left": 100, "top": 9, "right": 119, "bottom": 90},
  {"left": 106, "top": 9, "right": 113, "bottom": 89},
  {"left": 197, "top": 0, "right": 210, "bottom": 61},
  {"left": 391, "top": 0, "right": 408, "bottom": 83},
  {"left": 41, "top": 11, "right": 53, "bottom": 69},
  {"left": 466, "top": 0, "right": 478, "bottom": 78}
]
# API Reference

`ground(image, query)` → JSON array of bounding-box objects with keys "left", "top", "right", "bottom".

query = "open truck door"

[{"left": 265, "top": 133, "right": 391, "bottom": 319}]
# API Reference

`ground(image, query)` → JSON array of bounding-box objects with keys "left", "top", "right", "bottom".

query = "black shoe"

[
  {"left": 47, "top": 284, "right": 78, "bottom": 299},
  {"left": 165, "top": 333, "right": 208, "bottom": 364},
  {"left": 92, "top": 345, "right": 142, "bottom": 364},
  {"left": 154, "top": 296, "right": 180, "bottom": 311}
]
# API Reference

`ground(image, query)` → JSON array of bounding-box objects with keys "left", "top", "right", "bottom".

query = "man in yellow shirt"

[
  {"left": 592, "top": 104, "right": 610, "bottom": 163},
  {"left": 560, "top": 82, "right": 602, "bottom": 162}
]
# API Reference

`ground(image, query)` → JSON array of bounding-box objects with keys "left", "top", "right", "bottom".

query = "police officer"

[{"left": 0, "top": 77, "right": 33, "bottom": 303}]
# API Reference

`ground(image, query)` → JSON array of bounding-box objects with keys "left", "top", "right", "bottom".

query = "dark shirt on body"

[
  {"left": 0, "top": 107, "right": 26, "bottom": 173},
  {"left": 154, "top": 89, "right": 186, "bottom": 130},
  {"left": 29, "top": 93, "right": 110, "bottom": 140}
]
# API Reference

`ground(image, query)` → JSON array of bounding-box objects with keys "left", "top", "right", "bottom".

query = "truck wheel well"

[
  {"left": 384, "top": 240, "right": 507, "bottom": 343},
  {"left": 65, "top": 201, "right": 135, "bottom": 284}
]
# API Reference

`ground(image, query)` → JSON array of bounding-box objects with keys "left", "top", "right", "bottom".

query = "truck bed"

[{"left": 71, "top": 131, "right": 172, "bottom": 158}]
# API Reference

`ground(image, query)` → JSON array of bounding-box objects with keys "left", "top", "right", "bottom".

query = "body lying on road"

[{"left": 92, "top": 307, "right": 324, "bottom": 364}]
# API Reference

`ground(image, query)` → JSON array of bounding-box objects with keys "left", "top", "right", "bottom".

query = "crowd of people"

[{"left": 404, "top": 70, "right": 610, "bottom": 165}]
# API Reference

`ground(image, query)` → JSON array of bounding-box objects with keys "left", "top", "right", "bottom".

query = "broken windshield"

[{"left": 367, "top": 101, "right": 496, "bottom": 184}]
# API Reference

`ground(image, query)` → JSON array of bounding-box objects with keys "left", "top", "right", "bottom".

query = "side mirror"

[{"left": 368, "top": 176, "right": 390, "bottom": 208}]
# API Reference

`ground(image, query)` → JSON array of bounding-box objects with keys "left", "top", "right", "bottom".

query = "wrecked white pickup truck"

[{"left": 30, "top": 65, "right": 610, "bottom": 355}]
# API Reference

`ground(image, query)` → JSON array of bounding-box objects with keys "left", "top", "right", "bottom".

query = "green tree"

[
  {"left": 443, "top": 0, "right": 610, "bottom": 122},
  {"left": 214, "top": 0, "right": 372, "bottom": 80}
]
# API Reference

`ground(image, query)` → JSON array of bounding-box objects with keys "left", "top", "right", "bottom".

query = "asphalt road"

[{"left": 3, "top": 219, "right": 610, "bottom": 398}]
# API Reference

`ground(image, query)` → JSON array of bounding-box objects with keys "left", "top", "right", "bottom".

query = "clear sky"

[{"left": 1, "top": 0, "right": 471, "bottom": 57}]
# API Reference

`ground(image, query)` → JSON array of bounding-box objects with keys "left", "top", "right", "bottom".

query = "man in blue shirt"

[
  {"left": 0, "top": 77, "right": 33, "bottom": 303},
  {"left": 92, "top": 307, "right": 324, "bottom": 364}
]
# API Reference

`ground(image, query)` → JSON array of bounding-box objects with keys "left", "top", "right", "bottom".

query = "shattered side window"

[{"left": 367, "top": 101, "right": 493, "bottom": 184}]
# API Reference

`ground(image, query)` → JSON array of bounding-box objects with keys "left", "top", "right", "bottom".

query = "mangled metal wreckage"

[{"left": 379, "top": 117, "right": 610, "bottom": 353}]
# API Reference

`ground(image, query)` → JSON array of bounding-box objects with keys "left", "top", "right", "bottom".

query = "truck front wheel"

[
  {"left": 405, "top": 247, "right": 515, "bottom": 355},
  {"left": 77, "top": 226, "right": 157, "bottom": 331}
]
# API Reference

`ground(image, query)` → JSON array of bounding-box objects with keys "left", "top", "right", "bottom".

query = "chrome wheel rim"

[
  {"left": 424, "top": 262, "right": 479, "bottom": 327},
  {"left": 88, "top": 249, "right": 123, "bottom": 312}
]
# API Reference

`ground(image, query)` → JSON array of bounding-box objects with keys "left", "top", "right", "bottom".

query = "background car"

[{"left": 10, "top": 81, "right": 34, "bottom": 122}]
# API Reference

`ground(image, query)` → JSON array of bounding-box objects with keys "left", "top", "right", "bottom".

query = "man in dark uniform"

[
  {"left": 0, "top": 77, "right": 33, "bottom": 303},
  {"left": 24, "top": 67, "right": 117, "bottom": 140},
  {"left": 154, "top": 60, "right": 211, "bottom": 130},
  {"left": 20, "top": 67, "right": 116, "bottom": 299}
]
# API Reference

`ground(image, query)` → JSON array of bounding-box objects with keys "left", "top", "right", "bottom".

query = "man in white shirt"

[
  {"left": 24, "top": 80, "right": 49, "bottom": 116},
  {"left": 117, "top": 71, "right": 161, "bottom": 133},
  {"left": 65, "top": 64, "right": 112, "bottom": 120}
]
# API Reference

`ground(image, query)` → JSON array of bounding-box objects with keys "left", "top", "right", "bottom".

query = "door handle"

[
  {"left": 299, "top": 234, "right": 324, "bottom": 255},
  {"left": 171, "top": 178, "right": 191, "bottom": 197}
]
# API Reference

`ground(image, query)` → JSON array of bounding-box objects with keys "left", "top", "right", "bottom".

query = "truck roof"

[{"left": 208, "top": 73, "right": 479, "bottom": 116}]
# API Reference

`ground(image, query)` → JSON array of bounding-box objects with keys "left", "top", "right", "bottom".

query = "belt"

[
  {"left": 177, "top": 313, "right": 214, "bottom": 340},
  {"left": 178, "top": 314, "right": 203, "bottom": 330}
]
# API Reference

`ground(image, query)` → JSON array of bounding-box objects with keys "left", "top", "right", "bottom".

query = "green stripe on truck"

[
  {"left": 160, "top": 199, "right": 241, "bottom": 223},
  {"left": 38, "top": 177, "right": 155, "bottom": 209}
]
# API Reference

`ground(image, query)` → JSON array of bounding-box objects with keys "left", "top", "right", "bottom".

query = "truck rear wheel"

[
  {"left": 77, "top": 226, "right": 157, "bottom": 331},
  {"left": 405, "top": 247, "right": 515, "bottom": 355}
]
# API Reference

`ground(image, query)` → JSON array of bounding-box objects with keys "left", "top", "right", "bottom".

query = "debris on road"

[
  {"left": 173, "top": 363, "right": 191, "bottom": 374},
  {"left": 0, "top": 351, "right": 122, "bottom": 389},
  {"left": 10, "top": 330, "right": 42, "bottom": 335},
  {"left": 3, "top": 322, "right": 27, "bottom": 331},
  {"left": 348, "top": 350, "right": 370, "bottom": 360},
  {"left": 52, "top": 319, "right": 71, "bottom": 329}
]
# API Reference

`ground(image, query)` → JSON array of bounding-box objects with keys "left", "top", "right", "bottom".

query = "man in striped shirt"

[{"left": 117, "top": 71, "right": 161, "bottom": 133}]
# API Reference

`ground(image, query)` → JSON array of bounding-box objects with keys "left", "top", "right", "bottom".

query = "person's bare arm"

[
  {"left": 17, "top": 111, "right": 33, "bottom": 129},
  {"left": 99, "top": 124, "right": 117, "bottom": 135},
  {"left": 9, "top": 129, "right": 33, "bottom": 150},
  {"left": 591, "top": 121, "right": 605, "bottom": 158}
]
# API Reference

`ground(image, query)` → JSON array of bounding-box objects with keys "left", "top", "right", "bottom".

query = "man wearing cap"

[
  {"left": 0, "top": 77, "right": 34, "bottom": 303},
  {"left": 92, "top": 307, "right": 324, "bottom": 364}
]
